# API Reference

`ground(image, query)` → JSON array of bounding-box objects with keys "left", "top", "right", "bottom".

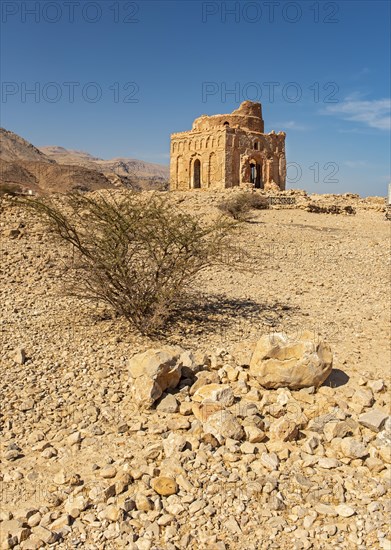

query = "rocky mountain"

[
  {"left": 0, "top": 128, "right": 169, "bottom": 194},
  {"left": 40, "top": 146, "right": 169, "bottom": 180},
  {"left": 0, "top": 128, "right": 53, "bottom": 164}
]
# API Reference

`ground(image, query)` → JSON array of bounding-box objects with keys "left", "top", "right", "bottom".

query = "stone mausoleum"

[{"left": 169, "top": 101, "right": 286, "bottom": 191}]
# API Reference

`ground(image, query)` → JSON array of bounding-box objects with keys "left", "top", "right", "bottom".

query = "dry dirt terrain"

[{"left": 0, "top": 189, "right": 390, "bottom": 550}]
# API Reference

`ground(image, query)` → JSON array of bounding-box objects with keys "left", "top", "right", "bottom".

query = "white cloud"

[
  {"left": 324, "top": 98, "right": 390, "bottom": 130},
  {"left": 344, "top": 160, "right": 370, "bottom": 168},
  {"left": 271, "top": 120, "right": 308, "bottom": 131}
]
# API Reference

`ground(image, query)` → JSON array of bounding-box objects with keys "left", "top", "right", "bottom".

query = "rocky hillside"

[
  {"left": 40, "top": 146, "right": 169, "bottom": 180},
  {"left": 0, "top": 128, "right": 53, "bottom": 164},
  {"left": 0, "top": 190, "right": 390, "bottom": 549},
  {"left": 0, "top": 129, "right": 169, "bottom": 194}
]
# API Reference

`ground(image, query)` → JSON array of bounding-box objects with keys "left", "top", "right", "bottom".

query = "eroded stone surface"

[
  {"left": 249, "top": 331, "right": 333, "bottom": 389},
  {"left": 170, "top": 101, "right": 286, "bottom": 191}
]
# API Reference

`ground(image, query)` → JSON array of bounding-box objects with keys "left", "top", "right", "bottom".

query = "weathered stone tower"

[{"left": 169, "top": 101, "right": 286, "bottom": 191}]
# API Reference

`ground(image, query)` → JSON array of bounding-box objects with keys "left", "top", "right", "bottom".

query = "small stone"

[
  {"left": 335, "top": 504, "right": 356, "bottom": 517},
  {"left": 19, "top": 399, "right": 34, "bottom": 411},
  {"left": 50, "top": 514, "right": 71, "bottom": 530},
  {"left": 340, "top": 437, "right": 368, "bottom": 459},
  {"left": 64, "top": 495, "right": 87, "bottom": 517},
  {"left": 102, "top": 505, "right": 122, "bottom": 522},
  {"left": 318, "top": 457, "right": 341, "bottom": 469},
  {"left": 32, "top": 526, "right": 58, "bottom": 544},
  {"left": 378, "top": 446, "right": 391, "bottom": 464},
  {"left": 203, "top": 410, "right": 244, "bottom": 441},
  {"left": 192, "top": 383, "right": 235, "bottom": 407},
  {"left": 100, "top": 466, "right": 117, "bottom": 479},
  {"left": 41, "top": 446, "right": 57, "bottom": 459},
  {"left": 249, "top": 331, "right": 333, "bottom": 389},
  {"left": 269, "top": 417, "right": 299, "bottom": 442},
  {"left": 157, "top": 513, "right": 174, "bottom": 526},
  {"left": 303, "top": 513, "right": 317, "bottom": 529},
  {"left": 128, "top": 346, "right": 184, "bottom": 409},
  {"left": 179, "top": 401, "right": 193, "bottom": 416},
  {"left": 368, "top": 379, "right": 384, "bottom": 393},
  {"left": 260, "top": 452, "right": 279, "bottom": 471},
  {"left": 359, "top": 410, "right": 389, "bottom": 432},
  {"left": 244, "top": 425, "right": 266, "bottom": 443},
  {"left": 314, "top": 503, "right": 337, "bottom": 516},
  {"left": 156, "top": 394, "right": 179, "bottom": 413},
  {"left": 67, "top": 431, "right": 81, "bottom": 445},
  {"left": 53, "top": 470, "right": 68, "bottom": 485},
  {"left": 14, "top": 347, "right": 26, "bottom": 364},
  {"left": 7, "top": 228, "right": 21, "bottom": 239},
  {"left": 323, "top": 421, "right": 352, "bottom": 441},
  {"left": 151, "top": 477, "right": 178, "bottom": 496},
  {"left": 5, "top": 449, "right": 23, "bottom": 461},
  {"left": 353, "top": 388, "right": 374, "bottom": 408},
  {"left": 135, "top": 493, "right": 152, "bottom": 511},
  {"left": 27, "top": 513, "right": 41, "bottom": 528}
]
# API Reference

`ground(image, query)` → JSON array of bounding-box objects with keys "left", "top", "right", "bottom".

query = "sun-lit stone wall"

[{"left": 170, "top": 101, "right": 286, "bottom": 191}]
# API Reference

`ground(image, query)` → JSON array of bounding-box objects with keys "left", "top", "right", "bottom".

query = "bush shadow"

[{"left": 162, "top": 291, "right": 300, "bottom": 344}]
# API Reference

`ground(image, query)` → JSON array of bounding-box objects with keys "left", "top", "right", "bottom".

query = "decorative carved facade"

[{"left": 170, "top": 101, "right": 286, "bottom": 191}]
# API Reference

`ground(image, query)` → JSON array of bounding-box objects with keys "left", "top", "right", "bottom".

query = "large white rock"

[
  {"left": 249, "top": 331, "right": 333, "bottom": 390},
  {"left": 128, "top": 346, "right": 184, "bottom": 409}
]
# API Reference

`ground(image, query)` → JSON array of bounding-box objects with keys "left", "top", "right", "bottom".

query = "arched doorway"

[
  {"left": 193, "top": 159, "right": 201, "bottom": 188},
  {"left": 250, "top": 161, "right": 262, "bottom": 188}
]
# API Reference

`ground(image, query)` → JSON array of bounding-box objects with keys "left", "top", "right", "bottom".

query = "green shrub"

[{"left": 20, "top": 191, "right": 235, "bottom": 335}]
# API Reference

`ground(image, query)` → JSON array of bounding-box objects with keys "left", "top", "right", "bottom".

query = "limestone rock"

[
  {"left": 244, "top": 424, "right": 266, "bottom": 443},
  {"left": 340, "top": 437, "right": 368, "bottom": 459},
  {"left": 203, "top": 410, "right": 244, "bottom": 441},
  {"left": 260, "top": 452, "right": 280, "bottom": 471},
  {"left": 32, "top": 526, "right": 58, "bottom": 544},
  {"left": 14, "top": 347, "right": 26, "bottom": 365},
  {"left": 359, "top": 409, "right": 388, "bottom": 432},
  {"left": 192, "top": 383, "right": 234, "bottom": 407},
  {"left": 335, "top": 504, "right": 356, "bottom": 517},
  {"left": 156, "top": 394, "right": 179, "bottom": 413},
  {"left": 192, "top": 401, "right": 223, "bottom": 422},
  {"left": 151, "top": 477, "right": 178, "bottom": 496},
  {"left": 323, "top": 420, "right": 352, "bottom": 441},
  {"left": 269, "top": 417, "right": 299, "bottom": 441},
  {"left": 128, "top": 346, "right": 184, "bottom": 409},
  {"left": 249, "top": 331, "right": 333, "bottom": 389}
]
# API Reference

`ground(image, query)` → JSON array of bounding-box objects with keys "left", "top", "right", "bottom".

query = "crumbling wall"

[{"left": 170, "top": 101, "right": 286, "bottom": 191}]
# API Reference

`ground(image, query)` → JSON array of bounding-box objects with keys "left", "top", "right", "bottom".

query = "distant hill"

[
  {"left": 0, "top": 128, "right": 53, "bottom": 164},
  {"left": 0, "top": 128, "right": 169, "bottom": 194},
  {"left": 40, "top": 146, "right": 169, "bottom": 180}
]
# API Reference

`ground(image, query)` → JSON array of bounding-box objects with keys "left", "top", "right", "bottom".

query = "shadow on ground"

[
  {"left": 162, "top": 292, "right": 300, "bottom": 344},
  {"left": 322, "top": 368, "right": 350, "bottom": 388}
]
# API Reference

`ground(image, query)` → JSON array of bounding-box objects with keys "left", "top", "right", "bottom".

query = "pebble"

[{"left": 151, "top": 477, "right": 178, "bottom": 496}]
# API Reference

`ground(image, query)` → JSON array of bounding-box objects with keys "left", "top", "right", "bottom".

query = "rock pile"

[
  {"left": 1, "top": 193, "right": 390, "bottom": 549},
  {"left": 1, "top": 333, "right": 390, "bottom": 550}
]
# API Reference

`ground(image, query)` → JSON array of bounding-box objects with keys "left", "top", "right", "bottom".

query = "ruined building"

[{"left": 169, "top": 101, "right": 286, "bottom": 191}]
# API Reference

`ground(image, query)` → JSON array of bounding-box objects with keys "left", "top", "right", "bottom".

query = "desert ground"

[{"left": 0, "top": 189, "right": 390, "bottom": 550}]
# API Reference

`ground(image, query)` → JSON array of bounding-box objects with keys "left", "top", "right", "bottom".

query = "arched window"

[
  {"left": 254, "top": 142, "right": 259, "bottom": 150},
  {"left": 223, "top": 121, "right": 230, "bottom": 127}
]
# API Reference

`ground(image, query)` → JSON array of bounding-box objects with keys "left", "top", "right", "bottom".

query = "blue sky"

[{"left": 1, "top": 0, "right": 390, "bottom": 195}]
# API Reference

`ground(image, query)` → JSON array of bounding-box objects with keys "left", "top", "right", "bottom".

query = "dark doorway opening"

[
  {"left": 250, "top": 162, "right": 262, "bottom": 188},
  {"left": 193, "top": 159, "right": 201, "bottom": 188}
]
